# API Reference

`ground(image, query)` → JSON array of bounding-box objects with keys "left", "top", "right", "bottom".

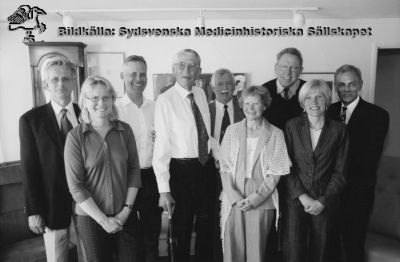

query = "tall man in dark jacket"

[
  {"left": 327, "top": 64, "right": 389, "bottom": 262},
  {"left": 262, "top": 48, "right": 306, "bottom": 257},
  {"left": 262, "top": 47, "right": 306, "bottom": 130},
  {"left": 19, "top": 57, "right": 80, "bottom": 262}
]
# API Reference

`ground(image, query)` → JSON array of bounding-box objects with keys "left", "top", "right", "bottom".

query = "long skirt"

[{"left": 223, "top": 177, "right": 275, "bottom": 262}]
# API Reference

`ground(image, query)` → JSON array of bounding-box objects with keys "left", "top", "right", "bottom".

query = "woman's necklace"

[
  {"left": 310, "top": 121, "right": 324, "bottom": 131},
  {"left": 92, "top": 122, "right": 110, "bottom": 130}
]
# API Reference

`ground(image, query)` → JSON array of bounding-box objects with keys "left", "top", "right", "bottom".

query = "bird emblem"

[{"left": 7, "top": 5, "right": 47, "bottom": 42}]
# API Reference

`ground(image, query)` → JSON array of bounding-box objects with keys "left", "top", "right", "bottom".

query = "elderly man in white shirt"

[
  {"left": 153, "top": 49, "right": 215, "bottom": 262},
  {"left": 116, "top": 55, "right": 161, "bottom": 262}
]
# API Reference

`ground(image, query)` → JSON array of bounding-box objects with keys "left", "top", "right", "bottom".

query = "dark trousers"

[
  {"left": 282, "top": 198, "right": 337, "bottom": 262},
  {"left": 136, "top": 168, "right": 163, "bottom": 262},
  {"left": 76, "top": 212, "right": 141, "bottom": 262},
  {"left": 169, "top": 157, "right": 216, "bottom": 262},
  {"left": 339, "top": 188, "right": 375, "bottom": 262}
]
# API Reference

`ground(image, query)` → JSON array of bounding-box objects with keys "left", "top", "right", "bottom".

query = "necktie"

[
  {"left": 60, "top": 108, "right": 73, "bottom": 144},
  {"left": 187, "top": 93, "right": 209, "bottom": 165},
  {"left": 220, "top": 104, "right": 230, "bottom": 144},
  {"left": 341, "top": 106, "right": 347, "bottom": 124},
  {"left": 283, "top": 87, "right": 290, "bottom": 100}
]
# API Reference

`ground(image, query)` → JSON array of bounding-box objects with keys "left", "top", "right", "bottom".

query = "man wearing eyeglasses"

[
  {"left": 153, "top": 49, "right": 215, "bottom": 262},
  {"left": 261, "top": 48, "right": 306, "bottom": 259},
  {"left": 19, "top": 57, "right": 80, "bottom": 262},
  {"left": 116, "top": 55, "right": 162, "bottom": 262},
  {"left": 262, "top": 47, "right": 305, "bottom": 130}
]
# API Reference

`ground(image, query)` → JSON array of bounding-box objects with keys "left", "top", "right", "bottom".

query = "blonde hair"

[
  {"left": 298, "top": 79, "right": 332, "bottom": 109},
  {"left": 78, "top": 76, "right": 119, "bottom": 123}
]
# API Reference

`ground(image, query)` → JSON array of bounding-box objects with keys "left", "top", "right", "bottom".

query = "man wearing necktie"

[
  {"left": 327, "top": 64, "right": 389, "bottom": 262},
  {"left": 208, "top": 68, "right": 245, "bottom": 262},
  {"left": 262, "top": 47, "right": 306, "bottom": 130},
  {"left": 153, "top": 49, "right": 215, "bottom": 262},
  {"left": 19, "top": 57, "right": 80, "bottom": 262},
  {"left": 261, "top": 48, "right": 306, "bottom": 258}
]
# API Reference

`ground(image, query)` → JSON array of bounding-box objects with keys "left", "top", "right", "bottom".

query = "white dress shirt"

[
  {"left": 213, "top": 99, "right": 234, "bottom": 143},
  {"left": 116, "top": 95, "right": 155, "bottom": 169},
  {"left": 50, "top": 100, "right": 78, "bottom": 129},
  {"left": 276, "top": 79, "right": 301, "bottom": 99},
  {"left": 153, "top": 83, "right": 211, "bottom": 193},
  {"left": 341, "top": 95, "right": 360, "bottom": 125},
  {"left": 310, "top": 128, "right": 322, "bottom": 151}
]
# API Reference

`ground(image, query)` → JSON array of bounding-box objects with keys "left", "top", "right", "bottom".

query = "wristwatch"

[{"left": 124, "top": 204, "right": 133, "bottom": 210}]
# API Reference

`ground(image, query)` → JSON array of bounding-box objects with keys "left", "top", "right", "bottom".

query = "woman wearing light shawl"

[{"left": 219, "top": 85, "right": 291, "bottom": 262}]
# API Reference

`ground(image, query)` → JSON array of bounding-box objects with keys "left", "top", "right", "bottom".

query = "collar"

[
  {"left": 174, "top": 82, "right": 192, "bottom": 100},
  {"left": 342, "top": 95, "right": 360, "bottom": 112},
  {"left": 120, "top": 94, "right": 151, "bottom": 108},
  {"left": 276, "top": 79, "right": 300, "bottom": 95},
  {"left": 82, "top": 120, "right": 125, "bottom": 133},
  {"left": 215, "top": 99, "right": 233, "bottom": 111},
  {"left": 51, "top": 99, "right": 74, "bottom": 115}
]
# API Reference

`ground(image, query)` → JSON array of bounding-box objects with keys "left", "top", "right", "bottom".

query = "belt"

[{"left": 172, "top": 153, "right": 212, "bottom": 163}]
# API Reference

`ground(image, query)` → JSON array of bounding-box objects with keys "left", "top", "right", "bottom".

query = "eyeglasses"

[
  {"left": 174, "top": 62, "right": 200, "bottom": 72},
  {"left": 277, "top": 64, "right": 302, "bottom": 73},
  {"left": 85, "top": 96, "right": 113, "bottom": 103}
]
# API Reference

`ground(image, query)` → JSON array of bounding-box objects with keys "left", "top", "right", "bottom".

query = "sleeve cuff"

[
  {"left": 127, "top": 172, "right": 142, "bottom": 188},
  {"left": 74, "top": 190, "right": 91, "bottom": 204},
  {"left": 157, "top": 182, "right": 170, "bottom": 193},
  {"left": 248, "top": 193, "right": 264, "bottom": 208}
]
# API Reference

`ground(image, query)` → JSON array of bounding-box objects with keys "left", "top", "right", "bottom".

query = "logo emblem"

[{"left": 7, "top": 5, "right": 47, "bottom": 42}]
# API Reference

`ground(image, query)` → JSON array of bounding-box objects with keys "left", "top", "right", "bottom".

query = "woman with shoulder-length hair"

[
  {"left": 282, "top": 79, "right": 349, "bottom": 262},
  {"left": 64, "top": 75, "right": 142, "bottom": 262},
  {"left": 219, "top": 85, "right": 292, "bottom": 262}
]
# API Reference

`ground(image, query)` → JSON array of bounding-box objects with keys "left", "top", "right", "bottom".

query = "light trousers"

[{"left": 43, "top": 227, "right": 70, "bottom": 262}]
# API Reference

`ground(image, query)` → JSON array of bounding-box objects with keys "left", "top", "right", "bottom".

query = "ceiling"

[{"left": 1, "top": 0, "right": 400, "bottom": 22}]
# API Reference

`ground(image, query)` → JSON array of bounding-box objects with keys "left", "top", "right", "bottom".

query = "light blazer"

[
  {"left": 19, "top": 102, "right": 80, "bottom": 229},
  {"left": 284, "top": 113, "right": 349, "bottom": 207},
  {"left": 219, "top": 118, "right": 291, "bottom": 237},
  {"left": 209, "top": 96, "right": 245, "bottom": 138},
  {"left": 327, "top": 98, "right": 389, "bottom": 191}
]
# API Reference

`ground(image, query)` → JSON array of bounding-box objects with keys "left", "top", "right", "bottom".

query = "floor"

[{"left": 157, "top": 253, "right": 281, "bottom": 261}]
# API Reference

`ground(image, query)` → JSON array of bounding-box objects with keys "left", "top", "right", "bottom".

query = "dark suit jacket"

[
  {"left": 19, "top": 102, "right": 80, "bottom": 229},
  {"left": 209, "top": 96, "right": 245, "bottom": 138},
  {"left": 327, "top": 98, "right": 389, "bottom": 191},
  {"left": 284, "top": 114, "right": 349, "bottom": 207}
]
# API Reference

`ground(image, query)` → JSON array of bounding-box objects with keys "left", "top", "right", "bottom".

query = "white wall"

[
  {"left": 1, "top": 18, "right": 400, "bottom": 162},
  {"left": 375, "top": 52, "right": 400, "bottom": 158}
]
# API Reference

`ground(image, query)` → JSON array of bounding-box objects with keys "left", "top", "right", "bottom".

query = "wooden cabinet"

[{"left": 24, "top": 42, "right": 87, "bottom": 107}]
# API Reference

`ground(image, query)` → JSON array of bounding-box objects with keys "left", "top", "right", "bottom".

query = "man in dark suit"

[
  {"left": 327, "top": 64, "right": 389, "bottom": 262},
  {"left": 262, "top": 47, "right": 306, "bottom": 130},
  {"left": 208, "top": 68, "right": 245, "bottom": 262},
  {"left": 209, "top": 68, "right": 245, "bottom": 144},
  {"left": 19, "top": 57, "right": 80, "bottom": 262}
]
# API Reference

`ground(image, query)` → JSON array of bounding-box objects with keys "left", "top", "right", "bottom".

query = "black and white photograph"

[{"left": 0, "top": 1, "right": 399, "bottom": 262}]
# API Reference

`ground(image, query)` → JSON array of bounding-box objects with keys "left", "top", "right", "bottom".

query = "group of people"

[{"left": 19, "top": 47, "right": 389, "bottom": 262}]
